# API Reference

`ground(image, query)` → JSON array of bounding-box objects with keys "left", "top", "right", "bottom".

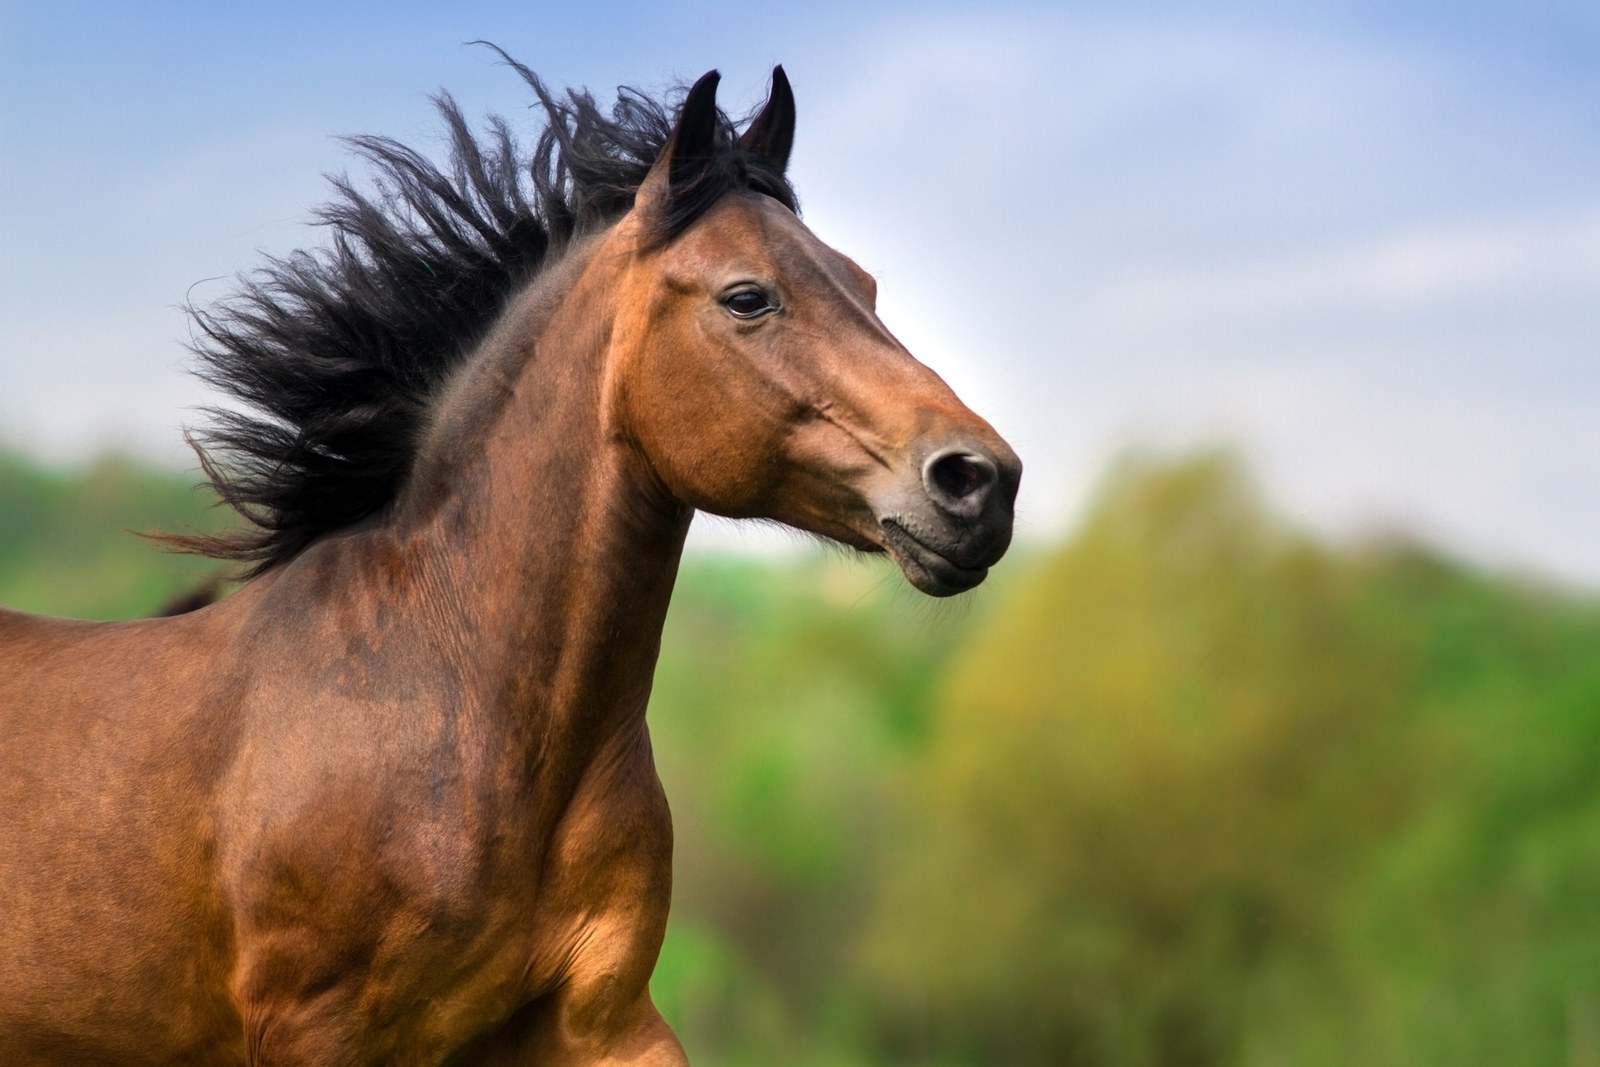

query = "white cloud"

[{"left": 1094, "top": 208, "right": 1600, "bottom": 324}]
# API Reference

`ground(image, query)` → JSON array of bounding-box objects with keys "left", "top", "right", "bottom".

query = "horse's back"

[
  {"left": 0, "top": 605, "right": 231, "bottom": 758},
  {"left": 0, "top": 606, "right": 248, "bottom": 1064}
]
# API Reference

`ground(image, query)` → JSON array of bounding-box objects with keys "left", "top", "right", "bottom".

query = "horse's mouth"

[{"left": 879, "top": 519, "right": 989, "bottom": 597}]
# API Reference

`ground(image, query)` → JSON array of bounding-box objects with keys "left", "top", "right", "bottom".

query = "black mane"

[{"left": 179, "top": 52, "right": 797, "bottom": 575}]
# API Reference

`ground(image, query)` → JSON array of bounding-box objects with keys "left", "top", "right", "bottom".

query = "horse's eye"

[{"left": 723, "top": 288, "right": 776, "bottom": 319}]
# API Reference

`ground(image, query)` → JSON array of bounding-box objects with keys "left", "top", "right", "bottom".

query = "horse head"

[{"left": 606, "top": 68, "right": 1021, "bottom": 595}]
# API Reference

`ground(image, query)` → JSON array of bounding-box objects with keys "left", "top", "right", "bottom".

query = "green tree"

[
  {"left": 649, "top": 552, "right": 988, "bottom": 1063},
  {"left": 864, "top": 451, "right": 1423, "bottom": 1066},
  {"left": 0, "top": 449, "right": 225, "bottom": 618}
]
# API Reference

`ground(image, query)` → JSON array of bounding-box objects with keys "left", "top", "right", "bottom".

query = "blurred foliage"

[
  {"left": 648, "top": 550, "right": 996, "bottom": 1063},
  {"left": 866, "top": 451, "right": 1420, "bottom": 1065},
  {"left": 4, "top": 444, "right": 1598, "bottom": 1065},
  {"left": 0, "top": 449, "right": 226, "bottom": 618}
]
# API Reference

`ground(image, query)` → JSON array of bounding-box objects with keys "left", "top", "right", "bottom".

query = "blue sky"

[{"left": 2, "top": 2, "right": 1597, "bottom": 581}]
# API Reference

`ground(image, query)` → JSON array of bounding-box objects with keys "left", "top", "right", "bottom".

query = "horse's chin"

[{"left": 878, "top": 519, "right": 990, "bottom": 597}]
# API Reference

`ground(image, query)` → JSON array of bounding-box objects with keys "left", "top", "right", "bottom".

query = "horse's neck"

[{"left": 383, "top": 243, "right": 691, "bottom": 765}]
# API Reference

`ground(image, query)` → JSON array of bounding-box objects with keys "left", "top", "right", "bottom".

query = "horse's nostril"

[{"left": 928, "top": 452, "right": 995, "bottom": 502}]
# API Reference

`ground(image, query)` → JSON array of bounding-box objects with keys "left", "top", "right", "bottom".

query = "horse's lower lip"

[{"left": 879, "top": 519, "right": 988, "bottom": 596}]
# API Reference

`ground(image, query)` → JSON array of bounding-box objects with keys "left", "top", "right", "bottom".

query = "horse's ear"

[
  {"left": 638, "top": 69, "right": 722, "bottom": 221},
  {"left": 738, "top": 65, "right": 795, "bottom": 174},
  {"left": 669, "top": 70, "right": 722, "bottom": 192}
]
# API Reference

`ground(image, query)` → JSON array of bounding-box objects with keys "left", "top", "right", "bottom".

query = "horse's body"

[{"left": 0, "top": 64, "right": 1018, "bottom": 1065}]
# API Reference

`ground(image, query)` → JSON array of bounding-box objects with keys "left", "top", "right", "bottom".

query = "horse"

[{"left": 0, "top": 58, "right": 1019, "bottom": 1065}]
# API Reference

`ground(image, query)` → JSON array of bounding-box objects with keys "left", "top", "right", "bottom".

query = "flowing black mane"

[{"left": 179, "top": 52, "right": 798, "bottom": 575}]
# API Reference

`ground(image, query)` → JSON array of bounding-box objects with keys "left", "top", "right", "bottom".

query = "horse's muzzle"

[{"left": 877, "top": 437, "right": 1021, "bottom": 596}]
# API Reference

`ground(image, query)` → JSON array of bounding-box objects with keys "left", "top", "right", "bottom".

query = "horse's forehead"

[{"left": 674, "top": 194, "right": 860, "bottom": 287}]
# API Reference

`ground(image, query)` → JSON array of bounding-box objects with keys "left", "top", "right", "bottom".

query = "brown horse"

[{"left": 0, "top": 61, "right": 1018, "bottom": 1065}]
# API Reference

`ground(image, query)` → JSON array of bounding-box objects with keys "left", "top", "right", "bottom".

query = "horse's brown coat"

[{"left": 0, "top": 70, "right": 1019, "bottom": 1065}]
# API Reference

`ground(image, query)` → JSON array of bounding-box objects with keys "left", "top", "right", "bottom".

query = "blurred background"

[{"left": 2, "top": 2, "right": 1597, "bottom": 1064}]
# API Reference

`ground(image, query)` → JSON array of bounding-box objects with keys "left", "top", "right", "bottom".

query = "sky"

[{"left": 2, "top": 1, "right": 1597, "bottom": 583}]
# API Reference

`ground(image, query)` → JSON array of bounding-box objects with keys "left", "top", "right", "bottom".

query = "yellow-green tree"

[{"left": 865, "top": 451, "right": 1422, "bottom": 1066}]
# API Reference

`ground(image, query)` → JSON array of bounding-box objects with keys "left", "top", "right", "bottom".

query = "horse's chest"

[{"left": 228, "top": 730, "right": 673, "bottom": 1062}]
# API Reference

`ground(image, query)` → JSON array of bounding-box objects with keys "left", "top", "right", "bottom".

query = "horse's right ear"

[{"left": 737, "top": 65, "right": 795, "bottom": 174}]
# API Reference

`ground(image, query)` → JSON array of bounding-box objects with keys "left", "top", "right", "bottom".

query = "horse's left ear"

[
  {"left": 738, "top": 65, "right": 795, "bottom": 174},
  {"left": 637, "top": 69, "right": 722, "bottom": 221},
  {"left": 668, "top": 69, "right": 722, "bottom": 195}
]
